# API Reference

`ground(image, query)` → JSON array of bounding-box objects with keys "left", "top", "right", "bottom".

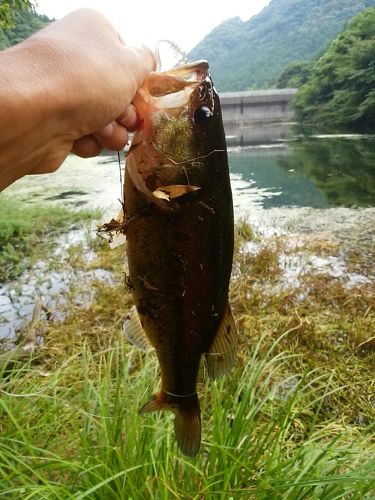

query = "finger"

[
  {"left": 117, "top": 104, "right": 138, "bottom": 131},
  {"left": 94, "top": 121, "right": 129, "bottom": 151},
  {"left": 72, "top": 135, "right": 103, "bottom": 158},
  {"left": 29, "top": 157, "right": 65, "bottom": 174},
  {"left": 117, "top": 45, "right": 156, "bottom": 97}
]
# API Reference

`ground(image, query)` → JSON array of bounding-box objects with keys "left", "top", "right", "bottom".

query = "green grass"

[
  {"left": 0, "top": 335, "right": 374, "bottom": 498},
  {"left": 0, "top": 223, "right": 374, "bottom": 498},
  {"left": 0, "top": 196, "right": 100, "bottom": 281}
]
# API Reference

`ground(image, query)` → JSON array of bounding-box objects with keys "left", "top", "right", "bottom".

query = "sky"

[{"left": 35, "top": 0, "right": 271, "bottom": 53}]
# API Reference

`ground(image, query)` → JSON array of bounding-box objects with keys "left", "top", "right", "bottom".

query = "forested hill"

[
  {"left": 293, "top": 7, "right": 375, "bottom": 132},
  {"left": 188, "top": 0, "right": 375, "bottom": 91},
  {"left": 0, "top": 9, "right": 51, "bottom": 50}
]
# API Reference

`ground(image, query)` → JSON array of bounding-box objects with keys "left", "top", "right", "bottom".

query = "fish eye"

[{"left": 193, "top": 106, "right": 212, "bottom": 125}]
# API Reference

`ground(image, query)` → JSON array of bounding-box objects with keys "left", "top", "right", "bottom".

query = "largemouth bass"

[{"left": 123, "top": 60, "right": 237, "bottom": 456}]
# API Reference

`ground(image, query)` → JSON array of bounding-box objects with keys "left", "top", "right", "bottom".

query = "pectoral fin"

[
  {"left": 205, "top": 303, "right": 238, "bottom": 379},
  {"left": 152, "top": 185, "right": 201, "bottom": 201},
  {"left": 123, "top": 306, "right": 153, "bottom": 352}
]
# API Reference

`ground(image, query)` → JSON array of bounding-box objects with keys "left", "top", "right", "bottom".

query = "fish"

[{"left": 122, "top": 60, "right": 237, "bottom": 457}]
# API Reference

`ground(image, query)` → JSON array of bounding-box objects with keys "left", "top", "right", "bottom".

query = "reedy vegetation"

[{"left": 0, "top": 222, "right": 374, "bottom": 498}]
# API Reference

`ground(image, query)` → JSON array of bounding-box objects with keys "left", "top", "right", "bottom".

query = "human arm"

[{"left": 0, "top": 9, "right": 155, "bottom": 191}]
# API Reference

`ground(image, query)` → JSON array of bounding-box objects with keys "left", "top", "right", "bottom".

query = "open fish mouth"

[
  {"left": 146, "top": 60, "right": 210, "bottom": 100},
  {"left": 128, "top": 60, "right": 216, "bottom": 210},
  {"left": 134, "top": 60, "right": 212, "bottom": 119}
]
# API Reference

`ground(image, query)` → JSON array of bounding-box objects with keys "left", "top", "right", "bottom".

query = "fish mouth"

[
  {"left": 145, "top": 60, "right": 210, "bottom": 111},
  {"left": 159, "top": 60, "right": 209, "bottom": 84},
  {"left": 128, "top": 61, "right": 213, "bottom": 211}
]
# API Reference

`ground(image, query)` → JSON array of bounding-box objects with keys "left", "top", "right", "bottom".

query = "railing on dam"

[{"left": 219, "top": 88, "right": 298, "bottom": 126}]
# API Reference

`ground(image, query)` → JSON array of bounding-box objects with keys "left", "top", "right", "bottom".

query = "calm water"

[
  {"left": 229, "top": 135, "right": 375, "bottom": 211},
  {"left": 6, "top": 134, "right": 375, "bottom": 214}
]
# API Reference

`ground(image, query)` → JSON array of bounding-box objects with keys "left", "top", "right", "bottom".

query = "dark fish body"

[{"left": 123, "top": 61, "right": 237, "bottom": 456}]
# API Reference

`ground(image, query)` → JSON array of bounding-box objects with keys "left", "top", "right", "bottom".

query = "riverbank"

[
  {"left": 0, "top": 196, "right": 100, "bottom": 282},
  {"left": 0, "top": 201, "right": 374, "bottom": 496}
]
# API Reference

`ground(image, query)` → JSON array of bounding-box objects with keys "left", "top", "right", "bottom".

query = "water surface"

[
  {"left": 5, "top": 134, "right": 374, "bottom": 213},
  {"left": 230, "top": 136, "right": 375, "bottom": 211}
]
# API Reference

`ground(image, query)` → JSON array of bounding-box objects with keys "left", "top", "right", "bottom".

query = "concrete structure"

[
  {"left": 218, "top": 88, "right": 298, "bottom": 145},
  {"left": 219, "top": 88, "right": 298, "bottom": 126}
]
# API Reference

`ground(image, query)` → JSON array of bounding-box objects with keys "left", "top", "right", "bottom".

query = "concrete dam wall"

[
  {"left": 219, "top": 89, "right": 298, "bottom": 145},
  {"left": 219, "top": 89, "right": 298, "bottom": 126}
]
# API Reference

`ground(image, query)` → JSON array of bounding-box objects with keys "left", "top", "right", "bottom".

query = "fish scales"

[
  {"left": 122, "top": 60, "right": 237, "bottom": 456},
  {"left": 125, "top": 170, "right": 232, "bottom": 392}
]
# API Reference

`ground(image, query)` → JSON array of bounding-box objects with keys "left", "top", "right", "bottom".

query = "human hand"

[{"left": 0, "top": 9, "right": 155, "bottom": 190}]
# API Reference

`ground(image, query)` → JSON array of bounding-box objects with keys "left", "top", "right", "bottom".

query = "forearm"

[{"left": 0, "top": 39, "right": 70, "bottom": 190}]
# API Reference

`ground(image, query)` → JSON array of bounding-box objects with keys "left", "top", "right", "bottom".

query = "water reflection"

[
  {"left": 281, "top": 137, "right": 375, "bottom": 207},
  {"left": 4, "top": 131, "right": 375, "bottom": 213},
  {"left": 229, "top": 147, "right": 328, "bottom": 209},
  {"left": 225, "top": 122, "right": 294, "bottom": 146},
  {"left": 229, "top": 136, "right": 375, "bottom": 209}
]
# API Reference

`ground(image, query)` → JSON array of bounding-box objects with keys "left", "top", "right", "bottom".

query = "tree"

[
  {"left": 276, "top": 61, "right": 314, "bottom": 88},
  {"left": 0, "top": 0, "right": 34, "bottom": 29},
  {"left": 0, "top": 3, "right": 50, "bottom": 50},
  {"left": 293, "top": 7, "right": 375, "bottom": 132}
]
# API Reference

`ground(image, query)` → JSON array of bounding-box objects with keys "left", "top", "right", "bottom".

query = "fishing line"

[{"left": 117, "top": 150, "right": 123, "bottom": 201}]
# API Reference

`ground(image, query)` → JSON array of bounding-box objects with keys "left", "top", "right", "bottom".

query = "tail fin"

[
  {"left": 139, "top": 391, "right": 201, "bottom": 457},
  {"left": 173, "top": 398, "right": 201, "bottom": 457}
]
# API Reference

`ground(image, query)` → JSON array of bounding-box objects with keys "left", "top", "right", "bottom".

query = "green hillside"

[
  {"left": 188, "top": 0, "right": 375, "bottom": 91},
  {"left": 294, "top": 7, "right": 375, "bottom": 132},
  {"left": 0, "top": 8, "right": 51, "bottom": 50}
]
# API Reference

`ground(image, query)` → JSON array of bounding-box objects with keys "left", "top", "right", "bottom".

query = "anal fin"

[
  {"left": 123, "top": 306, "right": 153, "bottom": 352},
  {"left": 205, "top": 303, "right": 238, "bottom": 379}
]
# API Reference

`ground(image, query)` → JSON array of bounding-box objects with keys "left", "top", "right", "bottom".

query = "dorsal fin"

[
  {"left": 205, "top": 303, "right": 238, "bottom": 379},
  {"left": 123, "top": 306, "right": 153, "bottom": 352},
  {"left": 155, "top": 39, "right": 187, "bottom": 72}
]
